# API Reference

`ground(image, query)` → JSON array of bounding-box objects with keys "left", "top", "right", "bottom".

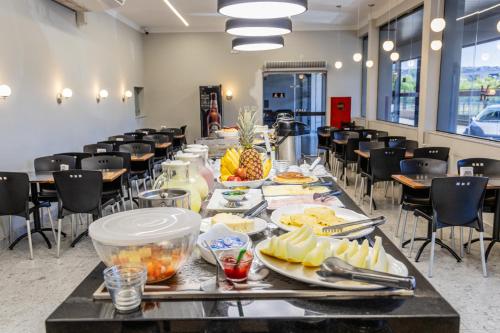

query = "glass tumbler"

[{"left": 103, "top": 264, "right": 147, "bottom": 313}]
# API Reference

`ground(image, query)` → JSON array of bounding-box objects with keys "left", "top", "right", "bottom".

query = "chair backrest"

[
  {"left": 94, "top": 152, "right": 131, "bottom": 172},
  {"left": 124, "top": 132, "right": 145, "bottom": 140},
  {"left": 136, "top": 128, "right": 157, "bottom": 135},
  {"left": 378, "top": 136, "right": 406, "bottom": 147},
  {"left": 144, "top": 134, "right": 170, "bottom": 144},
  {"left": 0, "top": 172, "right": 30, "bottom": 218},
  {"left": 180, "top": 125, "right": 187, "bottom": 135},
  {"left": 430, "top": 177, "right": 488, "bottom": 228},
  {"left": 317, "top": 126, "right": 332, "bottom": 148},
  {"left": 413, "top": 146, "right": 450, "bottom": 161},
  {"left": 83, "top": 143, "right": 114, "bottom": 154},
  {"left": 457, "top": 158, "right": 500, "bottom": 176},
  {"left": 334, "top": 131, "right": 359, "bottom": 141},
  {"left": 97, "top": 140, "right": 120, "bottom": 151},
  {"left": 108, "top": 135, "right": 135, "bottom": 142},
  {"left": 361, "top": 129, "right": 377, "bottom": 139},
  {"left": 401, "top": 158, "right": 448, "bottom": 175},
  {"left": 81, "top": 156, "right": 124, "bottom": 171},
  {"left": 345, "top": 138, "right": 368, "bottom": 162},
  {"left": 370, "top": 148, "right": 406, "bottom": 181},
  {"left": 119, "top": 142, "right": 152, "bottom": 155},
  {"left": 55, "top": 153, "right": 92, "bottom": 169},
  {"left": 34, "top": 155, "right": 76, "bottom": 172},
  {"left": 54, "top": 170, "right": 103, "bottom": 216},
  {"left": 160, "top": 128, "right": 182, "bottom": 135},
  {"left": 359, "top": 141, "right": 384, "bottom": 152}
]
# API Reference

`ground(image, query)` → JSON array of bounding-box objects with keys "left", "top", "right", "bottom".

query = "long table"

[{"left": 45, "top": 182, "right": 459, "bottom": 332}]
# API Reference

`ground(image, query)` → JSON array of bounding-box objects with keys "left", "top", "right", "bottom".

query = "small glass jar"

[
  {"left": 176, "top": 152, "right": 209, "bottom": 200},
  {"left": 153, "top": 160, "right": 202, "bottom": 213}
]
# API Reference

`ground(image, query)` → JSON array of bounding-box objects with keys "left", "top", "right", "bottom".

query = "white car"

[{"left": 464, "top": 105, "right": 500, "bottom": 140}]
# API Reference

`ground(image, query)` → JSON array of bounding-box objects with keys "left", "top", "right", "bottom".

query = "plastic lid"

[
  {"left": 176, "top": 152, "right": 200, "bottom": 160},
  {"left": 89, "top": 208, "right": 201, "bottom": 246}
]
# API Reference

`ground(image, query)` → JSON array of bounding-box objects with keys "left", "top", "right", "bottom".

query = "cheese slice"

[{"left": 211, "top": 213, "right": 254, "bottom": 233}]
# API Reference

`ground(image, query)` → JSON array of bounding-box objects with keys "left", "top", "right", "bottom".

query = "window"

[
  {"left": 361, "top": 35, "right": 368, "bottom": 118},
  {"left": 377, "top": 7, "right": 423, "bottom": 127},
  {"left": 437, "top": 0, "right": 500, "bottom": 141}
]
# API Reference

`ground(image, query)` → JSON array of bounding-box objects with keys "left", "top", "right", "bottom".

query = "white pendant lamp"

[
  {"left": 218, "top": 0, "right": 308, "bottom": 19},
  {"left": 366, "top": 60, "right": 374, "bottom": 68},
  {"left": 431, "top": 18, "right": 446, "bottom": 32},
  {"left": 430, "top": 40, "right": 442, "bottom": 51},
  {"left": 383, "top": 40, "right": 394, "bottom": 52},
  {"left": 353, "top": 53, "right": 362, "bottom": 62},
  {"left": 232, "top": 36, "right": 284, "bottom": 51},
  {"left": 226, "top": 18, "right": 292, "bottom": 36},
  {"left": 390, "top": 52, "right": 400, "bottom": 62},
  {"left": 334, "top": 61, "right": 343, "bottom": 69}
]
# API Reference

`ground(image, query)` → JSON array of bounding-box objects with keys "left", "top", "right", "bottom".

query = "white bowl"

[
  {"left": 219, "top": 178, "right": 267, "bottom": 189},
  {"left": 197, "top": 224, "right": 251, "bottom": 265},
  {"left": 216, "top": 130, "right": 239, "bottom": 138}
]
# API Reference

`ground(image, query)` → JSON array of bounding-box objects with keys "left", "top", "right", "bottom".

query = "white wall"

[
  {"left": 0, "top": 0, "right": 144, "bottom": 171},
  {"left": 143, "top": 31, "right": 362, "bottom": 143}
]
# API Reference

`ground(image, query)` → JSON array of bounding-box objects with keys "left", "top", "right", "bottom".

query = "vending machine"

[
  {"left": 199, "top": 85, "right": 223, "bottom": 138},
  {"left": 330, "top": 97, "right": 351, "bottom": 129}
]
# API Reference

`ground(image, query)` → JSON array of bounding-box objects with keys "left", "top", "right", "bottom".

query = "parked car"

[{"left": 463, "top": 104, "right": 500, "bottom": 139}]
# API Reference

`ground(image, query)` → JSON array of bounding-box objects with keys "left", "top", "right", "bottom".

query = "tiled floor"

[{"left": 0, "top": 173, "right": 499, "bottom": 332}]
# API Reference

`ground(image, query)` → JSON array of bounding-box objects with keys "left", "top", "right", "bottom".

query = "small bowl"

[
  {"left": 222, "top": 190, "right": 246, "bottom": 202},
  {"left": 197, "top": 224, "right": 251, "bottom": 265}
]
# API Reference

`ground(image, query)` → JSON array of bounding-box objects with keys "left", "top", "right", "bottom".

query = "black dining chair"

[
  {"left": 97, "top": 140, "right": 120, "bottom": 151},
  {"left": 411, "top": 177, "right": 488, "bottom": 278},
  {"left": 119, "top": 143, "right": 153, "bottom": 192},
  {"left": 378, "top": 136, "right": 406, "bottom": 148},
  {"left": 108, "top": 135, "right": 135, "bottom": 142},
  {"left": 354, "top": 141, "right": 385, "bottom": 198},
  {"left": 95, "top": 152, "right": 134, "bottom": 210},
  {"left": 54, "top": 170, "right": 113, "bottom": 256},
  {"left": 136, "top": 128, "right": 157, "bottom": 135},
  {"left": 317, "top": 126, "right": 333, "bottom": 169},
  {"left": 389, "top": 139, "right": 419, "bottom": 153},
  {"left": 413, "top": 147, "right": 450, "bottom": 161},
  {"left": 81, "top": 156, "right": 125, "bottom": 211},
  {"left": 332, "top": 131, "right": 359, "bottom": 178},
  {"left": 397, "top": 158, "right": 448, "bottom": 248},
  {"left": 160, "top": 128, "right": 183, "bottom": 152},
  {"left": 180, "top": 125, "right": 188, "bottom": 145},
  {"left": 360, "top": 148, "right": 406, "bottom": 213},
  {"left": 338, "top": 138, "right": 367, "bottom": 187},
  {"left": 457, "top": 158, "right": 500, "bottom": 257},
  {"left": 124, "top": 132, "right": 145, "bottom": 140},
  {"left": 83, "top": 143, "right": 114, "bottom": 154},
  {"left": 0, "top": 172, "right": 37, "bottom": 259},
  {"left": 144, "top": 134, "right": 172, "bottom": 177},
  {"left": 55, "top": 153, "right": 92, "bottom": 169},
  {"left": 360, "top": 129, "right": 378, "bottom": 140}
]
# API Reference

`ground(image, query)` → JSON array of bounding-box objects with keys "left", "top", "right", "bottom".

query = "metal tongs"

[
  {"left": 316, "top": 257, "right": 416, "bottom": 290},
  {"left": 242, "top": 200, "right": 268, "bottom": 218},
  {"left": 312, "top": 190, "right": 342, "bottom": 202},
  {"left": 302, "top": 181, "right": 333, "bottom": 188},
  {"left": 322, "top": 216, "right": 386, "bottom": 235}
]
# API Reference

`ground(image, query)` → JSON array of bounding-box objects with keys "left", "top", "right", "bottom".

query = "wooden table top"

[
  {"left": 333, "top": 139, "right": 348, "bottom": 145},
  {"left": 392, "top": 174, "right": 500, "bottom": 190},
  {"left": 155, "top": 142, "right": 172, "bottom": 149},
  {"left": 27, "top": 169, "right": 127, "bottom": 184},
  {"left": 355, "top": 149, "right": 414, "bottom": 159},
  {"left": 131, "top": 153, "right": 155, "bottom": 162}
]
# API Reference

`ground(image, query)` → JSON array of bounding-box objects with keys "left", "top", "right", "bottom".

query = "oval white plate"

[
  {"left": 271, "top": 175, "right": 319, "bottom": 185},
  {"left": 201, "top": 217, "right": 268, "bottom": 236},
  {"left": 270, "top": 204, "right": 374, "bottom": 240},
  {"left": 255, "top": 239, "right": 408, "bottom": 290}
]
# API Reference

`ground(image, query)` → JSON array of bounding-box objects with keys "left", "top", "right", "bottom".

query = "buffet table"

[{"left": 46, "top": 185, "right": 459, "bottom": 333}]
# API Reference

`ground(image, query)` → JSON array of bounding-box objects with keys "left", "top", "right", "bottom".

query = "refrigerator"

[{"left": 199, "top": 85, "right": 223, "bottom": 138}]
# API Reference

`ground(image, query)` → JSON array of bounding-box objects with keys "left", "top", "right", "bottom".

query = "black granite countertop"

[{"left": 46, "top": 188, "right": 459, "bottom": 333}]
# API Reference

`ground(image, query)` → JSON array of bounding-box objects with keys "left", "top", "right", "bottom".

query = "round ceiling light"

[
  {"left": 382, "top": 40, "right": 394, "bottom": 52},
  {"left": 353, "top": 53, "right": 362, "bottom": 62},
  {"left": 226, "top": 18, "right": 292, "bottom": 36},
  {"left": 365, "top": 60, "right": 374, "bottom": 68},
  {"left": 334, "top": 61, "right": 343, "bottom": 69},
  {"left": 232, "top": 36, "right": 284, "bottom": 51},
  {"left": 390, "top": 52, "right": 400, "bottom": 62},
  {"left": 430, "top": 40, "right": 442, "bottom": 51},
  {"left": 218, "top": 0, "right": 308, "bottom": 19},
  {"left": 430, "top": 18, "right": 446, "bottom": 32}
]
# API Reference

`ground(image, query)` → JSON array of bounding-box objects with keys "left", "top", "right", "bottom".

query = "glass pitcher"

[
  {"left": 153, "top": 160, "right": 202, "bottom": 213},
  {"left": 184, "top": 147, "right": 215, "bottom": 191},
  {"left": 175, "top": 152, "right": 209, "bottom": 200}
]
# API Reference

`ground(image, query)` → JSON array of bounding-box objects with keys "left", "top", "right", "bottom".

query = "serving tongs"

[
  {"left": 241, "top": 200, "right": 268, "bottom": 218},
  {"left": 313, "top": 190, "right": 342, "bottom": 202},
  {"left": 322, "top": 216, "right": 386, "bottom": 235},
  {"left": 302, "top": 181, "right": 333, "bottom": 188},
  {"left": 316, "top": 257, "right": 416, "bottom": 290}
]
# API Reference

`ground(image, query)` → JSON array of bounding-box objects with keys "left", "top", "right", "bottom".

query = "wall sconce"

[
  {"left": 96, "top": 89, "right": 109, "bottom": 103},
  {"left": 0, "top": 84, "right": 12, "bottom": 99},
  {"left": 122, "top": 90, "right": 133, "bottom": 102},
  {"left": 225, "top": 89, "right": 233, "bottom": 100},
  {"left": 56, "top": 88, "right": 73, "bottom": 104}
]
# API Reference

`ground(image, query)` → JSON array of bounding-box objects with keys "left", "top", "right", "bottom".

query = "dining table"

[
  {"left": 156, "top": 142, "right": 172, "bottom": 149},
  {"left": 392, "top": 174, "right": 500, "bottom": 261},
  {"left": 131, "top": 153, "right": 155, "bottom": 162},
  {"left": 46, "top": 178, "right": 459, "bottom": 333},
  {"left": 8, "top": 169, "right": 127, "bottom": 251}
]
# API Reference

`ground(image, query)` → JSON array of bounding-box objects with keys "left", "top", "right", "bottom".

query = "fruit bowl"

[
  {"left": 89, "top": 208, "right": 201, "bottom": 283},
  {"left": 219, "top": 177, "right": 267, "bottom": 189}
]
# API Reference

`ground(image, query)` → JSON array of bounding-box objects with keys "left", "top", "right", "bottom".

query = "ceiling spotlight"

[
  {"left": 218, "top": 0, "right": 308, "bottom": 19},
  {"left": 430, "top": 40, "right": 442, "bottom": 51},
  {"left": 226, "top": 18, "right": 292, "bottom": 36},
  {"left": 382, "top": 40, "right": 394, "bottom": 52},
  {"left": 430, "top": 18, "right": 446, "bottom": 32},
  {"left": 334, "top": 61, "right": 343, "bottom": 69},
  {"left": 365, "top": 60, "right": 374, "bottom": 68},
  {"left": 353, "top": 53, "right": 362, "bottom": 62},
  {"left": 390, "top": 52, "right": 400, "bottom": 62},
  {"left": 0, "top": 84, "right": 12, "bottom": 99},
  {"left": 232, "top": 36, "right": 284, "bottom": 51},
  {"left": 97, "top": 89, "right": 109, "bottom": 103},
  {"left": 57, "top": 88, "right": 73, "bottom": 104}
]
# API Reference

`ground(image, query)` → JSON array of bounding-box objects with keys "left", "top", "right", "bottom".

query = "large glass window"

[
  {"left": 437, "top": 0, "right": 500, "bottom": 141},
  {"left": 377, "top": 7, "right": 423, "bottom": 127},
  {"left": 361, "top": 35, "right": 368, "bottom": 118}
]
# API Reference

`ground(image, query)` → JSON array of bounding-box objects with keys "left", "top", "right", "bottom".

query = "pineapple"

[{"left": 238, "top": 108, "right": 263, "bottom": 180}]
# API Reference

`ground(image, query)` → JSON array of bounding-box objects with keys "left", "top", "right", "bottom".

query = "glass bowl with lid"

[{"left": 89, "top": 207, "right": 201, "bottom": 283}]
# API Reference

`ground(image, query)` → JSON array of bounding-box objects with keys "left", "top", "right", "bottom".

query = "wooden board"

[
  {"left": 392, "top": 174, "right": 500, "bottom": 190},
  {"left": 156, "top": 142, "right": 172, "bottom": 149},
  {"left": 355, "top": 150, "right": 414, "bottom": 159},
  {"left": 28, "top": 169, "right": 126, "bottom": 184},
  {"left": 131, "top": 153, "right": 155, "bottom": 162}
]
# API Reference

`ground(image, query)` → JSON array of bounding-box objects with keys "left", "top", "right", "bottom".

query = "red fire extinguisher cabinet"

[{"left": 330, "top": 97, "right": 351, "bottom": 129}]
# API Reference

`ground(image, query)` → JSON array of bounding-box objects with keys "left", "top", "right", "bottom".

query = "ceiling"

[{"left": 109, "top": 0, "right": 401, "bottom": 33}]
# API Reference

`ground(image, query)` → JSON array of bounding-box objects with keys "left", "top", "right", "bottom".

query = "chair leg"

[
  {"left": 129, "top": 188, "right": 134, "bottom": 210},
  {"left": 57, "top": 218, "right": 62, "bottom": 258},
  {"left": 479, "top": 232, "right": 488, "bottom": 277},
  {"left": 369, "top": 184, "right": 374, "bottom": 214},
  {"left": 46, "top": 208, "right": 57, "bottom": 241},
  {"left": 450, "top": 227, "right": 456, "bottom": 251},
  {"left": 143, "top": 178, "right": 147, "bottom": 191},
  {"left": 8, "top": 216, "right": 12, "bottom": 245},
  {"left": 408, "top": 215, "right": 418, "bottom": 258},
  {"left": 460, "top": 228, "right": 464, "bottom": 258},
  {"left": 344, "top": 166, "right": 347, "bottom": 187},
  {"left": 400, "top": 210, "right": 409, "bottom": 248},
  {"left": 384, "top": 182, "right": 389, "bottom": 197},
  {"left": 395, "top": 205, "right": 403, "bottom": 237},
  {"left": 467, "top": 229, "right": 473, "bottom": 254},
  {"left": 428, "top": 232, "right": 436, "bottom": 278},
  {"left": 354, "top": 174, "right": 359, "bottom": 198},
  {"left": 70, "top": 215, "right": 75, "bottom": 241},
  {"left": 135, "top": 181, "right": 140, "bottom": 197},
  {"left": 358, "top": 177, "right": 364, "bottom": 205},
  {"left": 111, "top": 205, "right": 115, "bottom": 214},
  {"left": 391, "top": 181, "right": 395, "bottom": 205},
  {"left": 26, "top": 219, "right": 33, "bottom": 260},
  {"left": 122, "top": 197, "right": 127, "bottom": 211}
]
